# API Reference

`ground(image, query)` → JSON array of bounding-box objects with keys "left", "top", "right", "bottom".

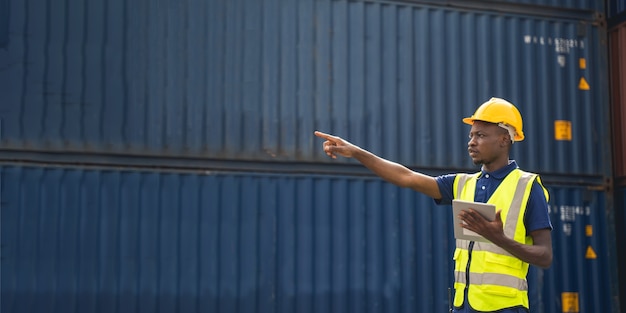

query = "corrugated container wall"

[
  {"left": 0, "top": 0, "right": 7, "bottom": 48},
  {"left": 608, "top": 0, "right": 626, "bottom": 20},
  {"left": 481, "top": 0, "right": 603, "bottom": 11},
  {"left": 610, "top": 23, "right": 626, "bottom": 181},
  {"left": 0, "top": 0, "right": 611, "bottom": 177},
  {"left": 0, "top": 165, "right": 618, "bottom": 313},
  {"left": 616, "top": 186, "right": 626, "bottom": 312}
]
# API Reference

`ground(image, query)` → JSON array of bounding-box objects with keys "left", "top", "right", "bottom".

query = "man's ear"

[{"left": 501, "top": 134, "right": 511, "bottom": 148}]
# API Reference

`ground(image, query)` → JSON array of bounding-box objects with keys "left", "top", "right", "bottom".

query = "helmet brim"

[
  {"left": 462, "top": 117, "right": 525, "bottom": 141},
  {"left": 462, "top": 117, "right": 474, "bottom": 125}
]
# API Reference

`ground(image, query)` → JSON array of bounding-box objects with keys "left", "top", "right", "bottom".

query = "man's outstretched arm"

[{"left": 315, "top": 131, "right": 441, "bottom": 199}]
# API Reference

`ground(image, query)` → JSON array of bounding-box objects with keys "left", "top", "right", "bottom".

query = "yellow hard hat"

[{"left": 462, "top": 97, "right": 525, "bottom": 141}]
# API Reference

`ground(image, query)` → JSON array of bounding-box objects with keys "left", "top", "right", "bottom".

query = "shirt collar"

[{"left": 479, "top": 160, "right": 519, "bottom": 179}]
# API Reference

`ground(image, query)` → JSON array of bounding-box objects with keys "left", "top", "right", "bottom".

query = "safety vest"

[{"left": 452, "top": 168, "right": 548, "bottom": 311}]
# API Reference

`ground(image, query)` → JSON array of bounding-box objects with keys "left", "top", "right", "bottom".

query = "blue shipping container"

[
  {"left": 608, "top": 0, "right": 626, "bottom": 19},
  {"left": 0, "top": 0, "right": 7, "bottom": 48},
  {"left": 432, "top": 0, "right": 603, "bottom": 13},
  {"left": 0, "top": 165, "right": 618, "bottom": 313},
  {"left": 0, "top": 0, "right": 611, "bottom": 177},
  {"left": 616, "top": 186, "right": 626, "bottom": 311}
]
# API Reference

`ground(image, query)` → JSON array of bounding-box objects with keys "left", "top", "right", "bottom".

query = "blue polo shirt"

[{"left": 435, "top": 160, "right": 552, "bottom": 313}]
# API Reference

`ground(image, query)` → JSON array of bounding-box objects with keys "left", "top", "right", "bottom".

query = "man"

[{"left": 314, "top": 97, "right": 552, "bottom": 313}]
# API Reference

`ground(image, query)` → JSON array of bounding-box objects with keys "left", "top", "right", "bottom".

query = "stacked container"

[
  {"left": 0, "top": 0, "right": 620, "bottom": 312},
  {"left": 608, "top": 0, "right": 626, "bottom": 310}
]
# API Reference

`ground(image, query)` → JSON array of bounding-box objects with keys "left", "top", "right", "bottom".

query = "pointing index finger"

[{"left": 314, "top": 131, "right": 338, "bottom": 141}]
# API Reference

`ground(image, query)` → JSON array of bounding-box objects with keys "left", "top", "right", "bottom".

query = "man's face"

[{"left": 467, "top": 121, "right": 510, "bottom": 166}]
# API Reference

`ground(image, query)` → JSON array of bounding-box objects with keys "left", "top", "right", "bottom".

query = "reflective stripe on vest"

[
  {"left": 451, "top": 169, "right": 542, "bottom": 311},
  {"left": 455, "top": 271, "right": 528, "bottom": 291}
]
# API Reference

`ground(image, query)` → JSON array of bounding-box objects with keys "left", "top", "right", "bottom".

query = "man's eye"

[{"left": 470, "top": 133, "right": 484, "bottom": 138}]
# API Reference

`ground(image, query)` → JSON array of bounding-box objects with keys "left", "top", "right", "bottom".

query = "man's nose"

[{"left": 468, "top": 136, "right": 477, "bottom": 146}]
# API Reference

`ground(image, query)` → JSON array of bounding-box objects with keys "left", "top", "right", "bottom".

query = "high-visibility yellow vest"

[{"left": 452, "top": 169, "right": 548, "bottom": 311}]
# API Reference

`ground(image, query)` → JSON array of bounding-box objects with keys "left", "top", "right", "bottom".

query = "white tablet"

[{"left": 452, "top": 199, "right": 496, "bottom": 242}]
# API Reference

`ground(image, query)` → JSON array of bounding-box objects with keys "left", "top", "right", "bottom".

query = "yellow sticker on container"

[
  {"left": 586, "top": 246, "right": 597, "bottom": 259},
  {"left": 554, "top": 120, "right": 572, "bottom": 141},
  {"left": 579, "top": 58, "right": 586, "bottom": 69},
  {"left": 578, "top": 77, "right": 590, "bottom": 90},
  {"left": 585, "top": 225, "right": 593, "bottom": 236},
  {"left": 561, "top": 292, "right": 579, "bottom": 313}
]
